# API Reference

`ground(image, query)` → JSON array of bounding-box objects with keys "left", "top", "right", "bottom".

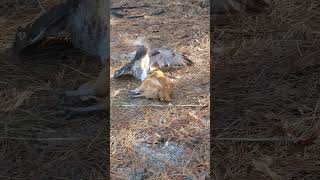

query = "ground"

[
  {"left": 2, "top": 0, "right": 319, "bottom": 179},
  {"left": 0, "top": 0, "right": 210, "bottom": 179},
  {"left": 213, "top": 0, "right": 320, "bottom": 179},
  {"left": 110, "top": 0, "right": 210, "bottom": 179}
]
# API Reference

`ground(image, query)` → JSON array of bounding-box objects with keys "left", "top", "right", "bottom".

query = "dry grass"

[
  {"left": 111, "top": 106, "right": 209, "bottom": 179},
  {"left": 213, "top": 0, "right": 320, "bottom": 179},
  {"left": 110, "top": 0, "right": 210, "bottom": 179},
  {"left": 0, "top": 0, "right": 210, "bottom": 179},
  {"left": 0, "top": 1, "right": 107, "bottom": 179}
]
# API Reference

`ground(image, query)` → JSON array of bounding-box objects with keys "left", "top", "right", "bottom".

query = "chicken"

[
  {"left": 113, "top": 37, "right": 193, "bottom": 81},
  {"left": 129, "top": 69, "right": 173, "bottom": 102}
]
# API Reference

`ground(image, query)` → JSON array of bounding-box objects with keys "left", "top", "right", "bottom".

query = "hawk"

[{"left": 113, "top": 37, "right": 193, "bottom": 81}]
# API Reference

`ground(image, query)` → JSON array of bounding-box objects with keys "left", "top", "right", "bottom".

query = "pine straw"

[
  {"left": 111, "top": 106, "right": 209, "bottom": 179},
  {"left": 110, "top": 0, "right": 209, "bottom": 106},
  {"left": 110, "top": 0, "right": 210, "bottom": 179},
  {"left": 213, "top": 0, "right": 320, "bottom": 179},
  {"left": 0, "top": 1, "right": 107, "bottom": 179},
  {"left": 0, "top": 0, "right": 210, "bottom": 179}
]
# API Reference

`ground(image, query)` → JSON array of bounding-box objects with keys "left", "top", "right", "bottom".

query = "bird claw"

[{"left": 129, "top": 89, "right": 141, "bottom": 95}]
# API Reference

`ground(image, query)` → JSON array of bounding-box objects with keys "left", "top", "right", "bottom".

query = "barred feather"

[{"left": 149, "top": 49, "right": 193, "bottom": 67}]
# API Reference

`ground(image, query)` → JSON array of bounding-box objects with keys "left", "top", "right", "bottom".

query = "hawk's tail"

[{"left": 149, "top": 49, "right": 193, "bottom": 68}]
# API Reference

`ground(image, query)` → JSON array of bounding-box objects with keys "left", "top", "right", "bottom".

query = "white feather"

[
  {"left": 133, "top": 36, "right": 147, "bottom": 46},
  {"left": 128, "top": 51, "right": 136, "bottom": 60}
]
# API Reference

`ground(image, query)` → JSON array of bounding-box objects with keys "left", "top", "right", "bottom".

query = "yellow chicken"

[{"left": 129, "top": 69, "right": 173, "bottom": 102}]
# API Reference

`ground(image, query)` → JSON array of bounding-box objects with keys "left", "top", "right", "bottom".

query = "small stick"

[
  {"left": 213, "top": 137, "right": 297, "bottom": 143},
  {"left": 61, "top": 64, "right": 95, "bottom": 79},
  {"left": 127, "top": 15, "right": 145, "bottom": 19},
  {"left": 111, "top": 5, "right": 151, "bottom": 10}
]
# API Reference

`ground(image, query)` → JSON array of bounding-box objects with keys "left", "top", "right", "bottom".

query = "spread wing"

[
  {"left": 113, "top": 44, "right": 149, "bottom": 78},
  {"left": 113, "top": 62, "right": 133, "bottom": 78},
  {"left": 149, "top": 49, "right": 193, "bottom": 68},
  {"left": 212, "top": 0, "right": 269, "bottom": 15}
]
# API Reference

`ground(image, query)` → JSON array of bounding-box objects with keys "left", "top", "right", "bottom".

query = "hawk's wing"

[
  {"left": 212, "top": 0, "right": 269, "bottom": 15},
  {"left": 149, "top": 49, "right": 193, "bottom": 68},
  {"left": 113, "top": 44, "right": 149, "bottom": 78},
  {"left": 113, "top": 62, "right": 133, "bottom": 78}
]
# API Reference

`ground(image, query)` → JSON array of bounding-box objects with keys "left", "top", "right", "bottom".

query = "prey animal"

[
  {"left": 129, "top": 69, "right": 173, "bottom": 102},
  {"left": 113, "top": 37, "right": 193, "bottom": 81}
]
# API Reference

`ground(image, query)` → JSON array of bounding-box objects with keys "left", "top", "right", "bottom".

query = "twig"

[
  {"left": 111, "top": 10, "right": 125, "bottom": 18},
  {"left": 61, "top": 64, "right": 95, "bottom": 79},
  {"left": 213, "top": 137, "right": 297, "bottom": 143},
  {"left": 127, "top": 15, "right": 145, "bottom": 19},
  {"left": 111, "top": 5, "right": 151, "bottom": 10}
]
